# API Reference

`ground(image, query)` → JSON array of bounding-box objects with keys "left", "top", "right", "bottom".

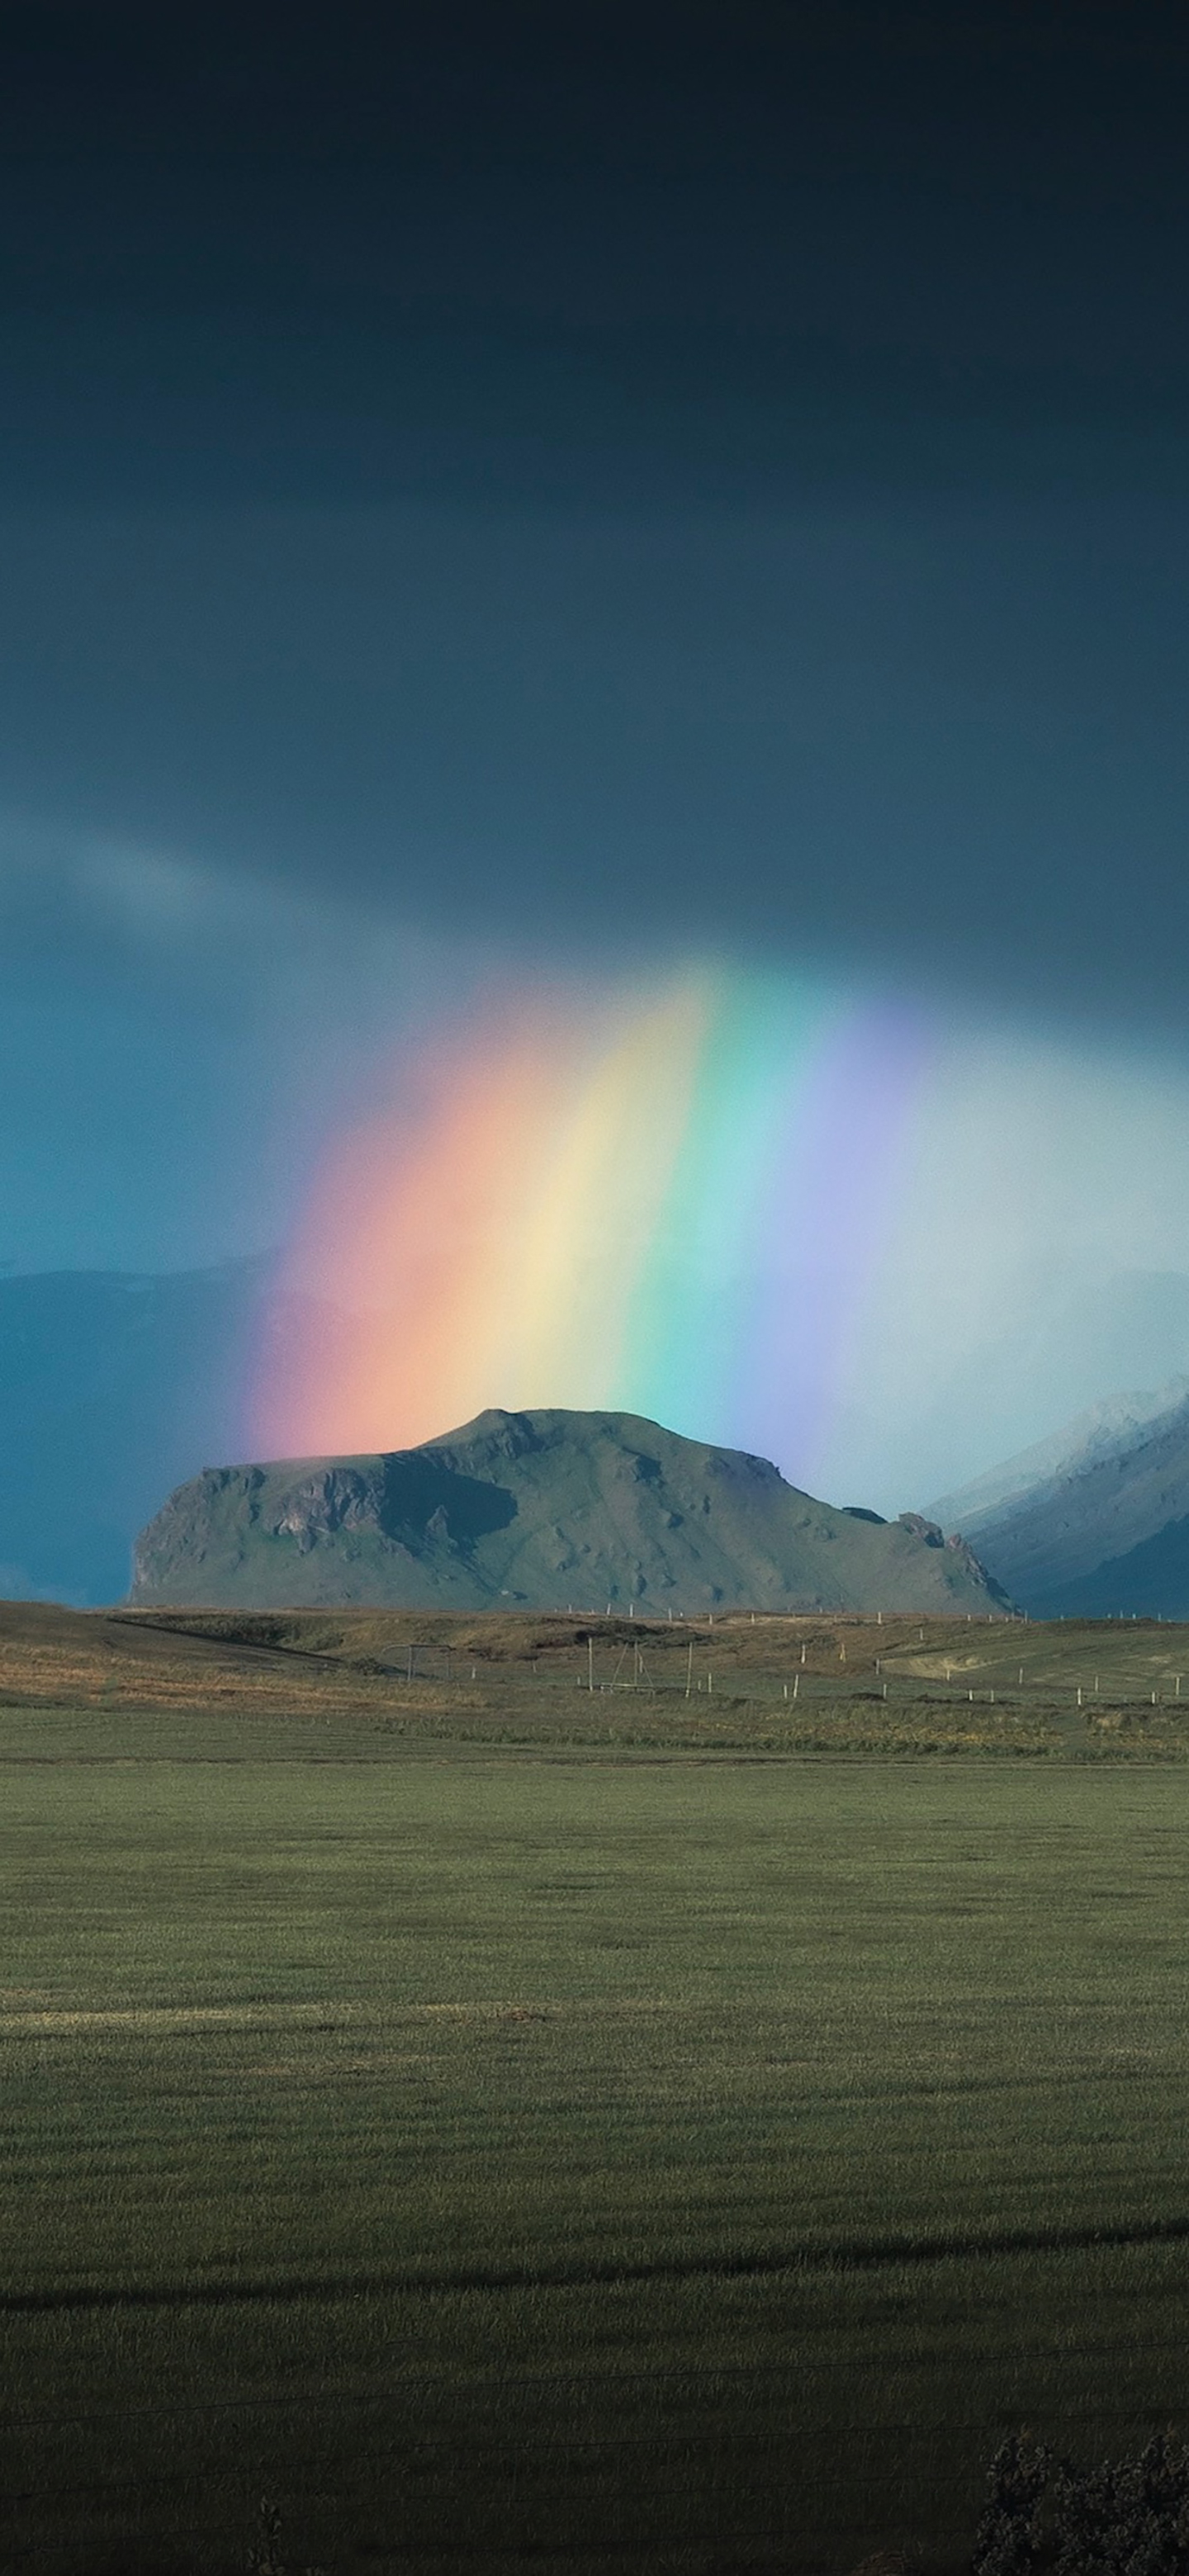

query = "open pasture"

[
  {"left": 7, "top": 1598, "right": 1189, "bottom": 1754},
  {"left": 6, "top": 1608, "right": 1189, "bottom": 2574}
]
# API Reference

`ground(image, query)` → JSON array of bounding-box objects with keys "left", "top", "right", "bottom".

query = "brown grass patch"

[{"left": 0, "top": 2001, "right": 358, "bottom": 2034}]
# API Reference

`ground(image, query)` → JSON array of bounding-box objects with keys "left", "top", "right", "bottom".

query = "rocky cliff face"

[{"left": 132, "top": 1408, "right": 1011, "bottom": 1614}]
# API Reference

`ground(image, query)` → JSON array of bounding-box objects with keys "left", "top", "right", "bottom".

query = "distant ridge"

[
  {"left": 927, "top": 1376, "right": 1189, "bottom": 1533},
  {"left": 930, "top": 1381, "right": 1189, "bottom": 1618},
  {"left": 131, "top": 1409, "right": 1010, "bottom": 1615}
]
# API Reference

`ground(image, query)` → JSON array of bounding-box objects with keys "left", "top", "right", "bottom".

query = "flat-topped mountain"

[{"left": 131, "top": 1408, "right": 1009, "bottom": 1613}]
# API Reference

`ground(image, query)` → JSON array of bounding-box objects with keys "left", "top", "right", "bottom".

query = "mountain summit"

[{"left": 131, "top": 1409, "right": 1008, "bottom": 1614}]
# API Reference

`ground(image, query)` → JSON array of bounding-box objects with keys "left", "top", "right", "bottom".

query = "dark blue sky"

[{"left": 3, "top": 1, "right": 1189, "bottom": 1270}]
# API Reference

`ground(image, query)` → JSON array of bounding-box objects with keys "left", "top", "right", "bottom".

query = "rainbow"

[{"left": 250, "top": 963, "right": 929, "bottom": 1488}]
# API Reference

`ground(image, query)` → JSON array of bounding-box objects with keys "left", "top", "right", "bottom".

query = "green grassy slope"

[{"left": 6, "top": 1723, "right": 1189, "bottom": 2575}]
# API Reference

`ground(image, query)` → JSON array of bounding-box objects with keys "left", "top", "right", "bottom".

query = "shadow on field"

[{"left": 47, "top": 2441, "right": 1189, "bottom": 2576}]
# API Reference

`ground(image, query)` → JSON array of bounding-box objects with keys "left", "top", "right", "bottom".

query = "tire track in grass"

[{"left": 8, "top": 2211, "right": 1189, "bottom": 2314}]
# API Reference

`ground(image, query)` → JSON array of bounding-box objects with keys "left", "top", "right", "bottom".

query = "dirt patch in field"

[{"left": 892, "top": 1654, "right": 989, "bottom": 1678}]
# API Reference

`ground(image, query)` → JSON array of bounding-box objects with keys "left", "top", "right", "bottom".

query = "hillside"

[
  {"left": 936, "top": 1385, "right": 1189, "bottom": 1617},
  {"left": 131, "top": 1407, "right": 1008, "bottom": 1613}
]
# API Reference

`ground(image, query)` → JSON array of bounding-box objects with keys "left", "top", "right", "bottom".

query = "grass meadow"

[{"left": 6, "top": 1609, "right": 1189, "bottom": 2573}]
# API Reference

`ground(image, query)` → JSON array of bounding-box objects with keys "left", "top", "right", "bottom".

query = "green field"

[{"left": 7, "top": 1650, "right": 1189, "bottom": 2576}]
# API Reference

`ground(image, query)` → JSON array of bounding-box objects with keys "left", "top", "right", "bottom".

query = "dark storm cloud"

[
  {"left": 6, "top": 3, "right": 1189, "bottom": 509},
  {"left": 2, "top": 493, "right": 1188, "bottom": 1027},
  {"left": 2, "top": 3, "right": 1188, "bottom": 1028}
]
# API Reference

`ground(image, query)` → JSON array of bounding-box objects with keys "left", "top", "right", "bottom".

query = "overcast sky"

[{"left": 3, "top": 2, "right": 1189, "bottom": 1296}]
